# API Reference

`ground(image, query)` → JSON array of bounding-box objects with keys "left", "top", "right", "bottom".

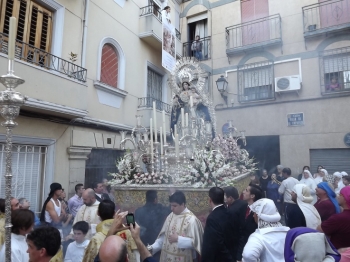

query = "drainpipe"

[{"left": 81, "top": 0, "right": 90, "bottom": 68}]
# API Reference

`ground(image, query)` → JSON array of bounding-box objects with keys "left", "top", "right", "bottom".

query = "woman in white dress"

[{"left": 300, "top": 170, "right": 317, "bottom": 204}]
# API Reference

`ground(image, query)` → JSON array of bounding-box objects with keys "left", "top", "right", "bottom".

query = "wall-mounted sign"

[
  {"left": 344, "top": 133, "right": 350, "bottom": 147},
  {"left": 287, "top": 113, "right": 304, "bottom": 127}
]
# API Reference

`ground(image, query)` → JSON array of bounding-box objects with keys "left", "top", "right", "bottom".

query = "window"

[
  {"left": 0, "top": 0, "right": 53, "bottom": 56},
  {"left": 320, "top": 46, "right": 350, "bottom": 93},
  {"left": 100, "top": 44, "right": 119, "bottom": 88},
  {"left": 0, "top": 144, "right": 47, "bottom": 212},
  {"left": 238, "top": 61, "right": 274, "bottom": 102},
  {"left": 147, "top": 67, "right": 163, "bottom": 101}
]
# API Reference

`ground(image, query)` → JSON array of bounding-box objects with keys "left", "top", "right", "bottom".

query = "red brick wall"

[{"left": 101, "top": 44, "right": 118, "bottom": 88}]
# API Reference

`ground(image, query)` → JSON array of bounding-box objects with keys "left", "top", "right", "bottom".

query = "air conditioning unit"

[{"left": 275, "top": 75, "right": 301, "bottom": 92}]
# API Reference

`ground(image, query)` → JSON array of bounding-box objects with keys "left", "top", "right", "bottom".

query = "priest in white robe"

[
  {"left": 150, "top": 191, "right": 203, "bottom": 262},
  {"left": 69, "top": 188, "right": 101, "bottom": 240}
]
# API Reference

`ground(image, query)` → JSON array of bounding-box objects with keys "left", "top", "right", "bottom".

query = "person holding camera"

[{"left": 82, "top": 200, "right": 139, "bottom": 262}]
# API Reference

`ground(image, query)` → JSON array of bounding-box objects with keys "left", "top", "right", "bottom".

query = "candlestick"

[
  {"left": 150, "top": 118, "right": 154, "bottom": 168},
  {"left": 175, "top": 134, "right": 179, "bottom": 158},
  {"left": 190, "top": 96, "right": 193, "bottom": 107},
  {"left": 153, "top": 101, "right": 157, "bottom": 142},
  {"left": 160, "top": 127, "right": 163, "bottom": 155},
  {"left": 185, "top": 113, "right": 188, "bottom": 127},
  {"left": 181, "top": 108, "right": 185, "bottom": 128},
  {"left": 8, "top": 17, "right": 16, "bottom": 60},
  {"left": 162, "top": 110, "right": 166, "bottom": 144}
]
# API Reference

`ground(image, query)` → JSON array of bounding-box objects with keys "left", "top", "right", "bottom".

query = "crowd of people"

[{"left": 0, "top": 165, "right": 350, "bottom": 262}]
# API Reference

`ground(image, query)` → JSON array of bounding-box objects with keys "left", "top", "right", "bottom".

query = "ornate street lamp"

[{"left": 216, "top": 75, "right": 228, "bottom": 105}]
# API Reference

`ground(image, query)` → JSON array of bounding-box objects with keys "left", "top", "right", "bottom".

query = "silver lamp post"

[{"left": 0, "top": 57, "right": 27, "bottom": 262}]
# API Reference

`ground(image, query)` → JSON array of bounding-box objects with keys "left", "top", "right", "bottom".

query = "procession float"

[{"left": 109, "top": 57, "right": 257, "bottom": 223}]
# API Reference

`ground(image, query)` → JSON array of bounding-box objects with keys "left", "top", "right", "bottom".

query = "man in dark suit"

[
  {"left": 224, "top": 186, "right": 248, "bottom": 261},
  {"left": 201, "top": 187, "right": 233, "bottom": 262},
  {"left": 236, "top": 184, "right": 263, "bottom": 262},
  {"left": 92, "top": 181, "right": 111, "bottom": 202}
]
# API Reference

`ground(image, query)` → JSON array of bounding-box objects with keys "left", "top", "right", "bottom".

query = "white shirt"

[
  {"left": 242, "top": 226, "right": 289, "bottom": 262},
  {"left": 212, "top": 204, "right": 223, "bottom": 211},
  {"left": 45, "top": 198, "right": 61, "bottom": 223},
  {"left": 278, "top": 177, "right": 299, "bottom": 204},
  {"left": 0, "top": 233, "right": 29, "bottom": 262},
  {"left": 64, "top": 239, "right": 90, "bottom": 262}
]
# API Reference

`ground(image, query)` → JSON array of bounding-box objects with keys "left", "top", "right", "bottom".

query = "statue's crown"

[{"left": 180, "top": 76, "right": 190, "bottom": 83}]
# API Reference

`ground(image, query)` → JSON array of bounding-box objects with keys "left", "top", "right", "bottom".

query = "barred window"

[
  {"left": 238, "top": 61, "right": 274, "bottom": 102},
  {"left": 147, "top": 67, "right": 163, "bottom": 101},
  {"left": 320, "top": 47, "right": 350, "bottom": 93}
]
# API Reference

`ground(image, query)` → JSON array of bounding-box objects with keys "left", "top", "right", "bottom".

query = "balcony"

[
  {"left": 0, "top": 32, "right": 87, "bottom": 82},
  {"left": 226, "top": 14, "right": 282, "bottom": 56},
  {"left": 182, "top": 36, "right": 211, "bottom": 61},
  {"left": 138, "top": 97, "right": 172, "bottom": 113},
  {"left": 139, "top": 6, "right": 182, "bottom": 57},
  {"left": 0, "top": 33, "right": 88, "bottom": 119},
  {"left": 137, "top": 97, "right": 171, "bottom": 128},
  {"left": 303, "top": 0, "right": 350, "bottom": 39}
]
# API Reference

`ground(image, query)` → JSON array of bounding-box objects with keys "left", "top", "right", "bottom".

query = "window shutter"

[
  {"left": 324, "top": 55, "right": 350, "bottom": 73},
  {"left": 26, "top": 1, "right": 52, "bottom": 52},
  {"left": 101, "top": 44, "right": 119, "bottom": 88}
]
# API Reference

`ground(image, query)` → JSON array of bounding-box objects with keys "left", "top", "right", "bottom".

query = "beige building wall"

[{"left": 0, "top": 0, "right": 180, "bottom": 206}]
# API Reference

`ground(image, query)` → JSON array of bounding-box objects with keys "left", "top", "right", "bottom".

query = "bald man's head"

[
  {"left": 82, "top": 188, "right": 96, "bottom": 206},
  {"left": 99, "top": 235, "right": 128, "bottom": 262}
]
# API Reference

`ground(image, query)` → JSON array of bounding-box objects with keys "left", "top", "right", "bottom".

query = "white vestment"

[
  {"left": 151, "top": 208, "right": 203, "bottom": 262},
  {"left": 70, "top": 200, "right": 101, "bottom": 239}
]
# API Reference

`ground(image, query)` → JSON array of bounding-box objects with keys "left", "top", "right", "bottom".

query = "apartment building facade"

[
  {"left": 179, "top": 0, "right": 350, "bottom": 175},
  {"left": 0, "top": 0, "right": 182, "bottom": 212}
]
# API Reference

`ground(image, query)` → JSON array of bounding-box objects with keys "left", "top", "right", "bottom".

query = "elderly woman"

[
  {"left": 284, "top": 227, "right": 340, "bottom": 262},
  {"left": 242, "top": 198, "right": 289, "bottom": 262},
  {"left": 334, "top": 172, "right": 346, "bottom": 195},
  {"left": 314, "top": 182, "right": 340, "bottom": 221},
  {"left": 291, "top": 184, "right": 321, "bottom": 229},
  {"left": 300, "top": 170, "right": 317, "bottom": 204}
]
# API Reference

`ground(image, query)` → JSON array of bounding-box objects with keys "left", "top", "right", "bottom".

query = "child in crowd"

[{"left": 64, "top": 221, "right": 90, "bottom": 262}]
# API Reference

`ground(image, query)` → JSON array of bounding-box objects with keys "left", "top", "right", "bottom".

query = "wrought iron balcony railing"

[
  {"left": 0, "top": 32, "right": 87, "bottom": 82},
  {"left": 182, "top": 36, "right": 211, "bottom": 61},
  {"left": 138, "top": 97, "right": 172, "bottom": 113},
  {"left": 226, "top": 14, "right": 282, "bottom": 52},
  {"left": 303, "top": 0, "right": 350, "bottom": 35},
  {"left": 140, "top": 5, "right": 162, "bottom": 21}
]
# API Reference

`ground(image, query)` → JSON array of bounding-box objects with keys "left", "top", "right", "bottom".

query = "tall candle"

[
  {"left": 150, "top": 118, "right": 153, "bottom": 162},
  {"left": 175, "top": 134, "right": 179, "bottom": 158},
  {"left": 8, "top": 17, "right": 17, "bottom": 60},
  {"left": 190, "top": 96, "right": 193, "bottom": 107},
  {"left": 153, "top": 101, "right": 157, "bottom": 142},
  {"left": 174, "top": 124, "right": 177, "bottom": 136},
  {"left": 162, "top": 110, "right": 166, "bottom": 144},
  {"left": 160, "top": 127, "right": 163, "bottom": 155},
  {"left": 181, "top": 108, "right": 185, "bottom": 128},
  {"left": 185, "top": 113, "right": 188, "bottom": 127}
]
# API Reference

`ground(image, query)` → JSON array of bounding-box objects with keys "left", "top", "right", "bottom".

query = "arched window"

[
  {"left": 94, "top": 37, "right": 126, "bottom": 108},
  {"left": 100, "top": 44, "right": 119, "bottom": 88}
]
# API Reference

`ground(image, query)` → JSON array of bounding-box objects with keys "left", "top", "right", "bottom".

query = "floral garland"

[{"left": 109, "top": 135, "right": 256, "bottom": 188}]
